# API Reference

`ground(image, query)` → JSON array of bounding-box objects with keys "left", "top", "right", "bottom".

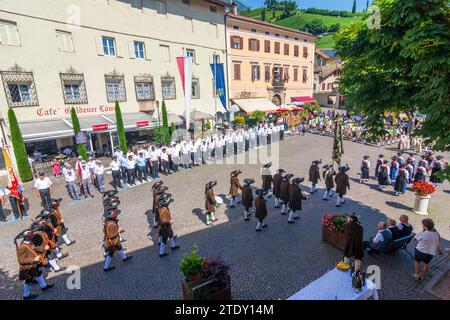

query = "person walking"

[
  {"left": 80, "top": 161, "right": 94, "bottom": 198},
  {"left": 33, "top": 172, "right": 52, "bottom": 209}
]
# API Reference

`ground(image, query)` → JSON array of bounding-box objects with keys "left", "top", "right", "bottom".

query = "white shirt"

[
  {"left": 81, "top": 167, "right": 91, "bottom": 180},
  {"left": 149, "top": 150, "right": 159, "bottom": 161},
  {"left": 373, "top": 229, "right": 391, "bottom": 244},
  {"left": 87, "top": 161, "right": 96, "bottom": 170},
  {"left": 95, "top": 164, "right": 104, "bottom": 175},
  {"left": 160, "top": 151, "right": 169, "bottom": 161},
  {"left": 34, "top": 177, "right": 52, "bottom": 190},
  {"left": 415, "top": 231, "right": 440, "bottom": 256},
  {"left": 63, "top": 168, "right": 76, "bottom": 182},
  {"left": 125, "top": 159, "right": 136, "bottom": 169},
  {"left": 110, "top": 160, "right": 120, "bottom": 171}
]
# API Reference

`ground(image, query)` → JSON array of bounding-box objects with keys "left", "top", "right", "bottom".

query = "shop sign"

[
  {"left": 92, "top": 124, "right": 109, "bottom": 131},
  {"left": 136, "top": 121, "right": 150, "bottom": 127}
]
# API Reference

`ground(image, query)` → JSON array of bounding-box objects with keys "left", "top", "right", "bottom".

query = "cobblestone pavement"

[{"left": 0, "top": 133, "right": 449, "bottom": 300}]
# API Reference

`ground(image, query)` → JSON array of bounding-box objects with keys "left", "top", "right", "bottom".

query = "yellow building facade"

[{"left": 226, "top": 13, "right": 316, "bottom": 112}]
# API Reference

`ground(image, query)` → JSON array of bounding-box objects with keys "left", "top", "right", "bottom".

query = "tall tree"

[
  {"left": 70, "top": 107, "right": 88, "bottom": 160},
  {"left": 262, "top": 8, "right": 266, "bottom": 21},
  {"left": 114, "top": 101, "right": 127, "bottom": 154},
  {"left": 365, "top": 0, "right": 370, "bottom": 11},
  {"left": 335, "top": 0, "right": 450, "bottom": 179},
  {"left": 8, "top": 108, "right": 33, "bottom": 181},
  {"left": 352, "top": 0, "right": 357, "bottom": 13}
]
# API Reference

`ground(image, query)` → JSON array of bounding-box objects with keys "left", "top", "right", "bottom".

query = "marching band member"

[
  {"left": 394, "top": 165, "right": 409, "bottom": 196},
  {"left": 16, "top": 230, "right": 54, "bottom": 299},
  {"left": 204, "top": 180, "right": 218, "bottom": 226},
  {"left": 308, "top": 160, "right": 321, "bottom": 193},
  {"left": 415, "top": 160, "right": 428, "bottom": 182},
  {"left": 272, "top": 169, "right": 285, "bottom": 208},
  {"left": 242, "top": 179, "right": 255, "bottom": 221},
  {"left": 375, "top": 154, "right": 384, "bottom": 179},
  {"left": 280, "top": 173, "right": 294, "bottom": 214},
  {"left": 228, "top": 169, "right": 242, "bottom": 208},
  {"left": 157, "top": 194, "right": 180, "bottom": 257},
  {"left": 322, "top": 164, "right": 336, "bottom": 201},
  {"left": 288, "top": 177, "right": 307, "bottom": 223},
  {"left": 255, "top": 189, "right": 268, "bottom": 232},
  {"left": 102, "top": 209, "right": 132, "bottom": 271},
  {"left": 335, "top": 165, "right": 350, "bottom": 207},
  {"left": 261, "top": 162, "right": 273, "bottom": 197},
  {"left": 378, "top": 160, "right": 390, "bottom": 190}
]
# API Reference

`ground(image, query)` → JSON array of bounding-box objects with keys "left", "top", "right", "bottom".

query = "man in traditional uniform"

[
  {"left": 157, "top": 194, "right": 180, "bottom": 257},
  {"left": 288, "top": 177, "right": 307, "bottom": 223},
  {"left": 343, "top": 214, "right": 364, "bottom": 272},
  {"left": 375, "top": 154, "right": 384, "bottom": 179},
  {"left": 152, "top": 184, "right": 168, "bottom": 230},
  {"left": 31, "top": 220, "right": 64, "bottom": 272},
  {"left": 280, "top": 173, "right": 294, "bottom": 214},
  {"left": 322, "top": 164, "right": 336, "bottom": 201},
  {"left": 16, "top": 230, "right": 54, "bottom": 299},
  {"left": 255, "top": 189, "right": 268, "bottom": 232},
  {"left": 335, "top": 165, "right": 350, "bottom": 207},
  {"left": 241, "top": 178, "right": 255, "bottom": 221},
  {"left": 308, "top": 160, "right": 321, "bottom": 193},
  {"left": 261, "top": 162, "right": 273, "bottom": 197},
  {"left": 103, "top": 209, "right": 132, "bottom": 271},
  {"left": 360, "top": 155, "right": 370, "bottom": 183},
  {"left": 48, "top": 198, "right": 76, "bottom": 246},
  {"left": 228, "top": 169, "right": 242, "bottom": 208},
  {"left": 272, "top": 169, "right": 285, "bottom": 208},
  {"left": 204, "top": 180, "right": 218, "bottom": 226}
]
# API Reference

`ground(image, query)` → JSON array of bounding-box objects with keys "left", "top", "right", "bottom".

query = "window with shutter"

[
  {"left": 264, "top": 40, "right": 270, "bottom": 53},
  {"left": 274, "top": 42, "right": 280, "bottom": 54},
  {"left": 294, "top": 45, "right": 299, "bottom": 57},
  {"left": 56, "top": 30, "right": 74, "bottom": 52},
  {"left": 160, "top": 45, "right": 170, "bottom": 62},
  {"left": 302, "top": 68, "right": 308, "bottom": 83},
  {"left": 233, "top": 63, "right": 241, "bottom": 80},
  {"left": 284, "top": 43, "right": 289, "bottom": 55},
  {"left": 303, "top": 47, "right": 308, "bottom": 58},
  {"left": 284, "top": 66, "right": 289, "bottom": 81},
  {"left": 293, "top": 68, "right": 298, "bottom": 81},
  {"left": 321, "top": 83, "right": 325, "bottom": 90},
  {"left": 232, "top": 36, "right": 241, "bottom": 49},
  {"left": 265, "top": 65, "right": 270, "bottom": 82}
]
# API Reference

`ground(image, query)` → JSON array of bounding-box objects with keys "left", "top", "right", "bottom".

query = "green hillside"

[{"left": 241, "top": 9, "right": 361, "bottom": 49}]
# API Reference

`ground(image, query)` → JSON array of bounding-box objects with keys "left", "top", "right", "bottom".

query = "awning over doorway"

[
  {"left": 291, "top": 96, "right": 316, "bottom": 104},
  {"left": 103, "top": 112, "right": 158, "bottom": 130},
  {"left": 231, "top": 98, "right": 278, "bottom": 114},
  {"left": 19, "top": 119, "right": 73, "bottom": 142}
]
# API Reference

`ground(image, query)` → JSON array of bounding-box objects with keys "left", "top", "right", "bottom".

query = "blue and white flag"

[{"left": 210, "top": 63, "right": 228, "bottom": 112}]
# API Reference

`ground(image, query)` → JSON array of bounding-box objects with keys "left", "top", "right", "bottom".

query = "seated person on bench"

[
  {"left": 387, "top": 219, "right": 401, "bottom": 240},
  {"left": 364, "top": 221, "right": 392, "bottom": 253},
  {"left": 397, "top": 214, "right": 413, "bottom": 238}
]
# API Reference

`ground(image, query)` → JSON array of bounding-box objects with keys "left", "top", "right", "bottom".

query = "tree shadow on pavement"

[{"left": 385, "top": 201, "right": 413, "bottom": 211}]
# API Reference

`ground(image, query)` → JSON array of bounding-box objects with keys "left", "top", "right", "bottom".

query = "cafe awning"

[
  {"left": 19, "top": 119, "right": 74, "bottom": 142},
  {"left": 232, "top": 98, "right": 279, "bottom": 114},
  {"left": 103, "top": 112, "right": 158, "bottom": 130},
  {"left": 291, "top": 96, "right": 316, "bottom": 104}
]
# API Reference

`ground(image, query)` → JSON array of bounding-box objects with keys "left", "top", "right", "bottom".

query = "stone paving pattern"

[{"left": 0, "top": 133, "right": 449, "bottom": 300}]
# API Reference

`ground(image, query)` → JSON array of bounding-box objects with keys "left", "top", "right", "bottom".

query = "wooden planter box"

[
  {"left": 322, "top": 226, "right": 347, "bottom": 251},
  {"left": 182, "top": 275, "right": 231, "bottom": 300}
]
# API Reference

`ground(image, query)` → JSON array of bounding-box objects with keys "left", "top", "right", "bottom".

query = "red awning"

[
  {"left": 276, "top": 107, "right": 291, "bottom": 112},
  {"left": 291, "top": 96, "right": 316, "bottom": 104},
  {"left": 292, "top": 106, "right": 304, "bottom": 111}
]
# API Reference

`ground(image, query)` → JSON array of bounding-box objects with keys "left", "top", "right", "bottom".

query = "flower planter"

[
  {"left": 182, "top": 275, "right": 231, "bottom": 300},
  {"left": 322, "top": 227, "right": 347, "bottom": 251},
  {"left": 413, "top": 193, "right": 431, "bottom": 215}
]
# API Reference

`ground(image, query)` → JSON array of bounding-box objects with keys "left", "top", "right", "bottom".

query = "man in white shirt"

[
  {"left": 33, "top": 172, "right": 53, "bottom": 209},
  {"left": 62, "top": 164, "right": 81, "bottom": 201},
  {"left": 160, "top": 147, "right": 171, "bottom": 174},
  {"left": 110, "top": 155, "right": 122, "bottom": 189},
  {"left": 125, "top": 154, "right": 136, "bottom": 186},
  {"left": 80, "top": 161, "right": 94, "bottom": 198},
  {"left": 170, "top": 144, "right": 180, "bottom": 172},
  {"left": 149, "top": 146, "right": 160, "bottom": 178},
  {"left": 94, "top": 159, "right": 105, "bottom": 193}
]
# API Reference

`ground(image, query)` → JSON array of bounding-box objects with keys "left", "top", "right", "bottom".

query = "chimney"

[{"left": 231, "top": 1, "right": 238, "bottom": 15}]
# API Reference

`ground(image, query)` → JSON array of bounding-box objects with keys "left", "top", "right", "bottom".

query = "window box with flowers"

[
  {"left": 321, "top": 214, "right": 348, "bottom": 251},
  {"left": 180, "top": 246, "right": 231, "bottom": 300},
  {"left": 412, "top": 180, "right": 436, "bottom": 215}
]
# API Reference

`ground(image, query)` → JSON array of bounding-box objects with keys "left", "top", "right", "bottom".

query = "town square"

[{"left": 0, "top": 0, "right": 449, "bottom": 307}]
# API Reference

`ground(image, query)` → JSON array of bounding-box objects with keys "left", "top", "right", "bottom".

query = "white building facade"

[{"left": 0, "top": 0, "right": 227, "bottom": 160}]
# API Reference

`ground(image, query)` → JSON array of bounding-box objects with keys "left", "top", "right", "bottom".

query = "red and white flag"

[{"left": 176, "top": 56, "right": 193, "bottom": 129}]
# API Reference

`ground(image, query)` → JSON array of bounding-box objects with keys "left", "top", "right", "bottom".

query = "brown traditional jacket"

[
  {"left": 309, "top": 165, "right": 320, "bottom": 184},
  {"left": 241, "top": 185, "right": 254, "bottom": 208},
  {"left": 289, "top": 184, "right": 306, "bottom": 211},
  {"left": 343, "top": 221, "right": 364, "bottom": 260},
  {"left": 280, "top": 180, "right": 291, "bottom": 203},
  {"left": 335, "top": 173, "right": 350, "bottom": 196},
  {"left": 104, "top": 220, "right": 122, "bottom": 252},
  {"left": 323, "top": 169, "right": 335, "bottom": 189},
  {"left": 255, "top": 197, "right": 267, "bottom": 220},
  {"left": 158, "top": 207, "right": 174, "bottom": 239},
  {"left": 261, "top": 174, "right": 273, "bottom": 190},
  {"left": 273, "top": 173, "right": 283, "bottom": 198},
  {"left": 205, "top": 188, "right": 216, "bottom": 213},
  {"left": 17, "top": 241, "right": 40, "bottom": 280},
  {"left": 229, "top": 176, "right": 242, "bottom": 197}
]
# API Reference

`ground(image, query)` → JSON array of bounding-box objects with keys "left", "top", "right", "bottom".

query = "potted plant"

[
  {"left": 180, "top": 246, "right": 231, "bottom": 300},
  {"left": 321, "top": 214, "right": 348, "bottom": 251},
  {"left": 412, "top": 180, "right": 436, "bottom": 215}
]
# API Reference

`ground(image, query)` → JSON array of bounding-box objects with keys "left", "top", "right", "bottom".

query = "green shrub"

[
  {"left": 115, "top": 101, "right": 128, "bottom": 154},
  {"left": 180, "top": 245, "right": 204, "bottom": 280},
  {"left": 8, "top": 108, "right": 33, "bottom": 181},
  {"left": 232, "top": 115, "right": 245, "bottom": 125}
]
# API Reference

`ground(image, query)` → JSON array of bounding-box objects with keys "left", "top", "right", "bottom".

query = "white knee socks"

[
  {"left": 62, "top": 234, "right": 71, "bottom": 245},
  {"left": 48, "top": 259, "right": 60, "bottom": 271}
]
